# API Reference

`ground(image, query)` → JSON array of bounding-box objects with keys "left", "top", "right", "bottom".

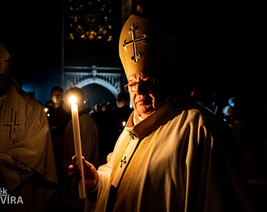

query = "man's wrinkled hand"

[{"left": 68, "top": 156, "right": 99, "bottom": 189}]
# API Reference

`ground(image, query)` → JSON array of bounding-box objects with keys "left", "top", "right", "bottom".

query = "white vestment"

[
  {"left": 87, "top": 97, "right": 255, "bottom": 212},
  {"left": 0, "top": 81, "right": 58, "bottom": 212}
]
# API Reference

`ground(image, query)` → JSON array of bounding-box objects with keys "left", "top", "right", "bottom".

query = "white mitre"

[{"left": 119, "top": 14, "right": 176, "bottom": 79}]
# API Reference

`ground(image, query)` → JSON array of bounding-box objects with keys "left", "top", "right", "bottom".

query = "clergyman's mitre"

[
  {"left": 119, "top": 14, "right": 175, "bottom": 79},
  {"left": 0, "top": 42, "right": 12, "bottom": 75}
]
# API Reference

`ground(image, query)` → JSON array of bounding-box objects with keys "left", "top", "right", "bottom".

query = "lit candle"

[{"left": 69, "top": 96, "right": 86, "bottom": 199}]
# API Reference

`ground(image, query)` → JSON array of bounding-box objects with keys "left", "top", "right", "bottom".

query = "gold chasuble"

[
  {"left": 86, "top": 97, "right": 254, "bottom": 212},
  {"left": 0, "top": 81, "right": 58, "bottom": 212}
]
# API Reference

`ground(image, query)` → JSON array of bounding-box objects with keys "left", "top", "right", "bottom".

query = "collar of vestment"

[{"left": 124, "top": 96, "right": 191, "bottom": 140}]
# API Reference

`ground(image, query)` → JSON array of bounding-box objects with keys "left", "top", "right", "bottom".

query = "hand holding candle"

[{"left": 69, "top": 95, "right": 86, "bottom": 199}]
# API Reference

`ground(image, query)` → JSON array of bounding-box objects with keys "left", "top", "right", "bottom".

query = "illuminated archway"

[{"left": 64, "top": 67, "right": 122, "bottom": 98}]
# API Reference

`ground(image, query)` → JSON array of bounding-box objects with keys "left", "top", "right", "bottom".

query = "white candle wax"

[{"left": 71, "top": 103, "right": 86, "bottom": 199}]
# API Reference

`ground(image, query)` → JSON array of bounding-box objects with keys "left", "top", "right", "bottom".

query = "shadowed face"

[
  {"left": 126, "top": 73, "right": 166, "bottom": 119},
  {"left": 51, "top": 90, "right": 63, "bottom": 104}
]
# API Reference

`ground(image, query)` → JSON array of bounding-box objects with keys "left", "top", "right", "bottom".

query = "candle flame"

[{"left": 69, "top": 96, "right": 77, "bottom": 105}]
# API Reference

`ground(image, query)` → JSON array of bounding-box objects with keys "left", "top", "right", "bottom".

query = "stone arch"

[
  {"left": 64, "top": 67, "right": 122, "bottom": 98},
  {"left": 76, "top": 78, "right": 119, "bottom": 98}
]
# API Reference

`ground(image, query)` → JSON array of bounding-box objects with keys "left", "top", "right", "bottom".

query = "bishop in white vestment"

[{"left": 69, "top": 15, "right": 256, "bottom": 212}]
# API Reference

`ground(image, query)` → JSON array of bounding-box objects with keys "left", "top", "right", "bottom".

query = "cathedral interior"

[
  {"left": 0, "top": 0, "right": 266, "bottom": 209},
  {"left": 0, "top": 0, "right": 264, "bottom": 111}
]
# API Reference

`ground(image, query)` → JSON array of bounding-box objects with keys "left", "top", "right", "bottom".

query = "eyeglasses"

[{"left": 124, "top": 77, "right": 156, "bottom": 93}]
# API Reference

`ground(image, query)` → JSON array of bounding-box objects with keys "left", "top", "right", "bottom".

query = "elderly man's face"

[{"left": 127, "top": 73, "right": 164, "bottom": 119}]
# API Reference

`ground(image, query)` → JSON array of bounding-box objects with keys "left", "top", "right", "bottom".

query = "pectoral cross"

[
  {"left": 2, "top": 108, "right": 22, "bottom": 144},
  {"left": 123, "top": 24, "right": 148, "bottom": 63}
]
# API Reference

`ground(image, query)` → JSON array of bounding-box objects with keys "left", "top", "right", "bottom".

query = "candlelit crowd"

[{"left": 43, "top": 86, "right": 133, "bottom": 211}]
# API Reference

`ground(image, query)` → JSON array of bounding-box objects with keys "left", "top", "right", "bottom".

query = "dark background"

[{"left": 0, "top": 0, "right": 265, "bottom": 110}]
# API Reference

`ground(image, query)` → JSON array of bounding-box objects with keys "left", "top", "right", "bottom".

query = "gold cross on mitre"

[{"left": 122, "top": 24, "right": 148, "bottom": 63}]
